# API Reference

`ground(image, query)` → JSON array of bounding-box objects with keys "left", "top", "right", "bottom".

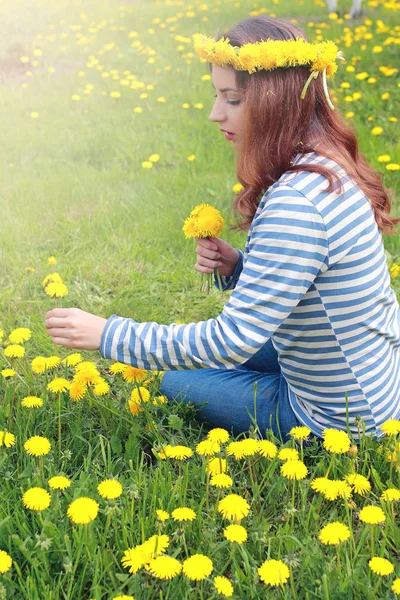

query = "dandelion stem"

[
  {"left": 370, "top": 525, "right": 375, "bottom": 557},
  {"left": 58, "top": 393, "right": 62, "bottom": 458}
]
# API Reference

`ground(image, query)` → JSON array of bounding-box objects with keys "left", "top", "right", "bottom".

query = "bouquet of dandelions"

[{"left": 182, "top": 203, "right": 224, "bottom": 293}]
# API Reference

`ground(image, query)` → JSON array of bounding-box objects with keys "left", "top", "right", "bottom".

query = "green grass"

[{"left": 0, "top": 0, "right": 400, "bottom": 598}]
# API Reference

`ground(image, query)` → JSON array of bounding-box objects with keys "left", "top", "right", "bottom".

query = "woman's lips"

[{"left": 220, "top": 129, "right": 235, "bottom": 140}]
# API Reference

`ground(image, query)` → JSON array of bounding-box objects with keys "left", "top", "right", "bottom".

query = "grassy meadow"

[{"left": 0, "top": 0, "right": 400, "bottom": 598}]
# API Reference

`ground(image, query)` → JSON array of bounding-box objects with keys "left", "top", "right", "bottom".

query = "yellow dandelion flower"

[
  {"left": 97, "top": 479, "right": 122, "bottom": 500},
  {"left": 390, "top": 264, "right": 400, "bottom": 278},
  {"left": 258, "top": 440, "right": 278, "bottom": 459},
  {"left": 47, "top": 256, "right": 57, "bottom": 265},
  {"left": 163, "top": 444, "right": 193, "bottom": 460},
  {"left": 239, "top": 438, "right": 259, "bottom": 456},
  {"left": 153, "top": 395, "right": 168, "bottom": 406},
  {"left": 67, "top": 497, "right": 99, "bottom": 524},
  {"left": 359, "top": 505, "right": 386, "bottom": 524},
  {"left": 319, "top": 522, "right": 351, "bottom": 545},
  {"left": 182, "top": 216, "right": 199, "bottom": 238},
  {"left": 371, "top": 126, "right": 383, "bottom": 136},
  {"left": 73, "top": 369, "right": 99, "bottom": 386},
  {"left": 171, "top": 507, "right": 196, "bottom": 521},
  {"left": 92, "top": 377, "right": 110, "bottom": 396},
  {"left": 278, "top": 448, "right": 299, "bottom": 461},
  {"left": 0, "top": 550, "right": 12, "bottom": 574},
  {"left": 196, "top": 439, "right": 220, "bottom": 456},
  {"left": 22, "top": 487, "right": 51, "bottom": 511},
  {"left": 182, "top": 554, "right": 213, "bottom": 581},
  {"left": 31, "top": 356, "right": 47, "bottom": 374},
  {"left": 207, "top": 457, "right": 227, "bottom": 475},
  {"left": 109, "top": 362, "right": 126, "bottom": 374},
  {"left": 8, "top": 327, "right": 32, "bottom": 344},
  {"left": 380, "top": 419, "right": 400, "bottom": 436},
  {"left": 48, "top": 475, "right": 71, "bottom": 490},
  {"left": 223, "top": 524, "right": 248, "bottom": 543},
  {"left": 121, "top": 546, "right": 147, "bottom": 574},
  {"left": 61, "top": 353, "right": 82, "bottom": 367},
  {"left": 322, "top": 429, "right": 351, "bottom": 454},
  {"left": 368, "top": 557, "right": 394, "bottom": 576},
  {"left": 21, "top": 396, "right": 43, "bottom": 408},
  {"left": 122, "top": 366, "right": 147, "bottom": 383},
  {"left": 148, "top": 555, "right": 182, "bottom": 580},
  {"left": 226, "top": 440, "right": 246, "bottom": 460},
  {"left": 232, "top": 183, "right": 243, "bottom": 193},
  {"left": 4, "top": 344, "right": 25, "bottom": 358},
  {"left": 210, "top": 473, "right": 232, "bottom": 488},
  {"left": 324, "top": 480, "right": 352, "bottom": 501},
  {"left": 187, "top": 204, "right": 223, "bottom": 238},
  {"left": 280, "top": 459, "right": 308, "bottom": 480},
  {"left": 237, "top": 42, "right": 261, "bottom": 74},
  {"left": 381, "top": 488, "right": 400, "bottom": 502},
  {"left": 289, "top": 425, "right": 311, "bottom": 440},
  {"left": 207, "top": 428, "right": 229, "bottom": 443},
  {"left": 0, "top": 431, "right": 16, "bottom": 448},
  {"left": 392, "top": 578, "right": 400, "bottom": 594},
  {"left": 45, "top": 356, "right": 61, "bottom": 369},
  {"left": 311, "top": 477, "right": 331, "bottom": 494},
  {"left": 140, "top": 535, "right": 169, "bottom": 562},
  {"left": 70, "top": 380, "right": 87, "bottom": 401},
  {"left": 128, "top": 400, "right": 143, "bottom": 416},
  {"left": 214, "top": 575, "right": 234, "bottom": 597},
  {"left": 130, "top": 387, "right": 150, "bottom": 404},
  {"left": 1, "top": 368, "right": 16, "bottom": 378},
  {"left": 42, "top": 272, "right": 63, "bottom": 287},
  {"left": 258, "top": 558, "right": 290, "bottom": 587},
  {"left": 345, "top": 473, "right": 371, "bottom": 495},
  {"left": 47, "top": 378, "right": 71, "bottom": 393},
  {"left": 24, "top": 435, "right": 51, "bottom": 457},
  {"left": 156, "top": 509, "right": 170, "bottom": 521},
  {"left": 74, "top": 361, "right": 98, "bottom": 374},
  {"left": 45, "top": 282, "right": 68, "bottom": 297},
  {"left": 218, "top": 494, "right": 250, "bottom": 521},
  {"left": 386, "top": 164, "right": 400, "bottom": 171}
]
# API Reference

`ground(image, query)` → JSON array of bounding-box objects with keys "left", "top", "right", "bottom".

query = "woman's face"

[{"left": 209, "top": 65, "right": 246, "bottom": 151}]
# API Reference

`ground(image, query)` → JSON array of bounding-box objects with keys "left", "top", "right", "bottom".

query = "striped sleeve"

[
  {"left": 100, "top": 188, "right": 329, "bottom": 370},
  {"left": 214, "top": 250, "right": 244, "bottom": 291}
]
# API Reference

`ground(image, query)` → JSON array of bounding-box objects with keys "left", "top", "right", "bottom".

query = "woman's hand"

[
  {"left": 44, "top": 308, "right": 107, "bottom": 350},
  {"left": 195, "top": 237, "right": 240, "bottom": 278}
]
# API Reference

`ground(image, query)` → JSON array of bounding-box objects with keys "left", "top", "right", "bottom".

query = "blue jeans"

[{"left": 160, "top": 338, "right": 301, "bottom": 442}]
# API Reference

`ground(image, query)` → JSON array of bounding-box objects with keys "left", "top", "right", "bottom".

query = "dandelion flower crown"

[{"left": 193, "top": 33, "right": 345, "bottom": 110}]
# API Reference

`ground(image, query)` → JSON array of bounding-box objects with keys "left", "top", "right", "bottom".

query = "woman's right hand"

[{"left": 194, "top": 237, "right": 240, "bottom": 278}]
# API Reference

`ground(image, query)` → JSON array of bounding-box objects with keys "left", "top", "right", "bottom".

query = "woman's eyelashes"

[{"left": 213, "top": 94, "right": 240, "bottom": 105}]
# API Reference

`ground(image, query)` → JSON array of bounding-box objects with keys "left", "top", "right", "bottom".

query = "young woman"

[{"left": 44, "top": 16, "right": 400, "bottom": 442}]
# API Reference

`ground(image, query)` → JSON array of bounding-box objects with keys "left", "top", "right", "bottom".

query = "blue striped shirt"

[{"left": 100, "top": 151, "right": 400, "bottom": 439}]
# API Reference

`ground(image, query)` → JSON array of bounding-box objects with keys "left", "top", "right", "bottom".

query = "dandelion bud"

[{"left": 348, "top": 444, "right": 358, "bottom": 457}]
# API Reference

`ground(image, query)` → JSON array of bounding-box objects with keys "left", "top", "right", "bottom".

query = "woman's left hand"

[{"left": 44, "top": 308, "right": 107, "bottom": 350}]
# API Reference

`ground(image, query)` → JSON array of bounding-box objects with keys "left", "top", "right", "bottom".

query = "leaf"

[
  {"left": 206, "top": 188, "right": 216, "bottom": 197},
  {"left": 168, "top": 414, "right": 184, "bottom": 430},
  {"left": 125, "top": 427, "right": 139, "bottom": 459},
  {"left": 110, "top": 434, "right": 122, "bottom": 454},
  {"left": 371, "top": 466, "right": 384, "bottom": 491}
]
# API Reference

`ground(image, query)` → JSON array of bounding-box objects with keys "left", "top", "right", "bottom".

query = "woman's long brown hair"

[{"left": 213, "top": 16, "right": 399, "bottom": 234}]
